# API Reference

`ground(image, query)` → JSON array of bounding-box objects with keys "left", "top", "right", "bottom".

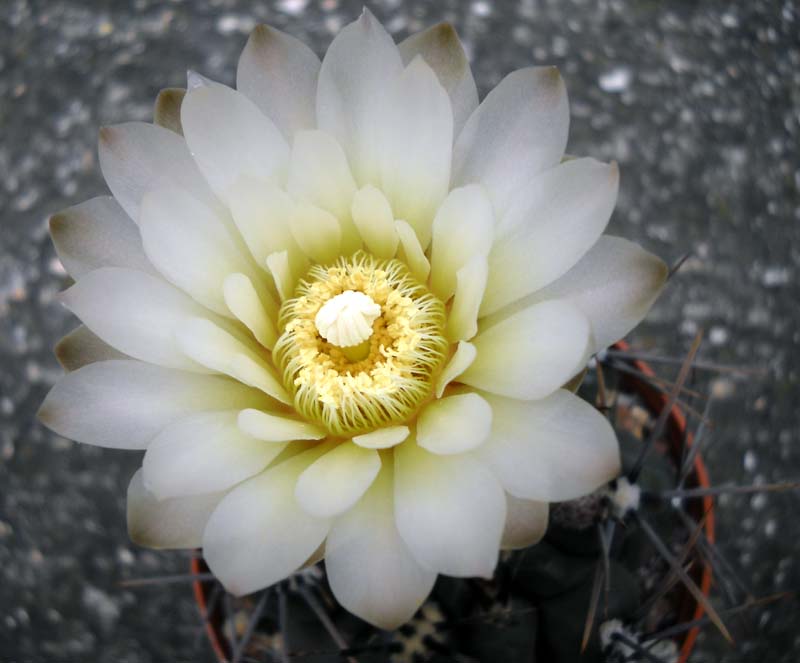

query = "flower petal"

[
  {"left": 435, "top": 340, "right": 476, "bottom": 398},
  {"left": 98, "top": 122, "right": 218, "bottom": 223},
  {"left": 394, "top": 219, "right": 430, "bottom": 283},
  {"left": 202, "top": 444, "right": 332, "bottom": 596},
  {"left": 475, "top": 389, "right": 621, "bottom": 502},
  {"left": 461, "top": 300, "right": 590, "bottom": 400},
  {"left": 378, "top": 56, "right": 453, "bottom": 248},
  {"left": 481, "top": 158, "right": 619, "bottom": 316},
  {"left": 398, "top": 22, "right": 478, "bottom": 137},
  {"left": 446, "top": 254, "right": 488, "bottom": 342},
  {"left": 181, "top": 84, "right": 289, "bottom": 203},
  {"left": 55, "top": 325, "right": 127, "bottom": 372},
  {"left": 416, "top": 392, "right": 492, "bottom": 455},
  {"left": 296, "top": 443, "right": 381, "bottom": 518},
  {"left": 326, "top": 463, "right": 435, "bottom": 629},
  {"left": 38, "top": 360, "right": 269, "bottom": 449},
  {"left": 143, "top": 411, "right": 286, "bottom": 499},
  {"left": 49, "top": 196, "right": 155, "bottom": 279},
  {"left": 238, "top": 408, "right": 326, "bottom": 442},
  {"left": 501, "top": 495, "right": 549, "bottom": 550},
  {"left": 290, "top": 202, "right": 342, "bottom": 264},
  {"left": 351, "top": 185, "right": 398, "bottom": 259},
  {"left": 515, "top": 236, "right": 668, "bottom": 353},
  {"left": 223, "top": 273, "right": 278, "bottom": 350},
  {"left": 394, "top": 440, "right": 505, "bottom": 577},
  {"left": 316, "top": 9, "right": 403, "bottom": 186},
  {"left": 452, "top": 66, "right": 569, "bottom": 213},
  {"left": 429, "top": 184, "right": 494, "bottom": 300},
  {"left": 127, "top": 469, "right": 224, "bottom": 549},
  {"left": 352, "top": 426, "right": 409, "bottom": 450},
  {"left": 236, "top": 24, "right": 320, "bottom": 138},
  {"left": 153, "top": 87, "right": 186, "bottom": 135},
  {"left": 61, "top": 267, "right": 209, "bottom": 371},
  {"left": 266, "top": 251, "right": 295, "bottom": 302}
]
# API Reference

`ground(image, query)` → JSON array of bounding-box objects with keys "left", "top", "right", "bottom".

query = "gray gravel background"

[{"left": 1, "top": 0, "right": 798, "bottom": 661}]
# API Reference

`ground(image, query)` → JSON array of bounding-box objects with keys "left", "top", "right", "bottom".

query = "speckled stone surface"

[{"left": 1, "top": 1, "right": 798, "bottom": 661}]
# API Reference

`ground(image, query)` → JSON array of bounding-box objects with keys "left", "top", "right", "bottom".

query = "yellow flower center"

[{"left": 273, "top": 251, "right": 448, "bottom": 436}]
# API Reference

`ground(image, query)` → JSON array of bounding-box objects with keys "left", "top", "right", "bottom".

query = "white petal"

[
  {"left": 238, "top": 408, "right": 326, "bottom": 442},
  {"left": 55, "top": 325, "right": 127, "bottom": 372},
  {"left": 98, "top": 122, "right": 218, "bottom": 223},
  {"left": 287, "top": 130, "right": 360, "bottom": 254},
  {"left": 49, "top": 196, "right": 155, "bottom": 279},
  {"left": 296, "top": 443, "right": 381, "bottom": 518},
  {"left": 326, "top": 463, "right": 435, "bottom": 629},
  {"left": 61, "top": 267, "right": 210, "bottom": 371},
  {"left": 316, "top": 9, "right": 404, "bottom": 185},
  {"left": 266, "top": 251, "right": 296, "bottom": 302},
  {"left": 290, "top": 202, "right": 342, "bottom": 264},
  {"left": 476, "top": 389, "right": 621, "bottom": 502},
  {"left": 202, "top": 444, "right": 332, "bottom": 595},
  {"left": 223, "top": 273, "right": 278, "bottom": 350},
  {"left": 143, "top": 411, "right": 286, "bottom": 499},
  {"left": 153, "top": 87, "right": 185, "bottom": 134},
  {"left": 378, "top": 56, "right": 452, "bottom": 248},
  {"left": 416, "top": 392, "right": 492, "bottom": 455},
  {"left": 398, "top": 22, "right": 478, "bottom": 137},
  {"left": 394, "top": 441, "right": 505, "bottom": 577},
  {"left": 429, "top": 184, "right": 494, "bottom": 300},
  {"left": 140, "top": 187, "right": 258, "bottom": 316},
  {"left": 181, "top": 84, "right": 289, "bottom": 203},
  {"left": 236, "top": 24, "right": 320, "bottom": 138},
  {"left": 228, "top": 355, "right": 291, "bottom": 405},
  {"left": 461, "top": 300, "right": 590, "bottom": 400},
  {"left": 394, "top": 219, "right": 430, "bottom": 283},
  {"left": 481, "top": 159, "right": 619, "bottom": 316},
  {"left": 446, "top": 255, "right": 488, "bottom": 342},
  {"left": 38, "top": 360, "right": 269, "bottom": 449},
  {"left": 127, "top": 469, "right": 224, "bottom": 549},
  {"left": 352, "top": 426, "right": 409, "bottom": 450},
  {"left": 515, "top": 236, "right": 668, "bottom": 353},
  {"left": 435, "top": 341, "right": 476, "bottom": 398},
  {"left": 452, "top": 66, "right": 569, "bottom": 213},
  {"left": 351, "top": 185, "right": 398, "bottom": 259},
  {"left": 501, "top": 495, "right": 548, "bottom": 550}
]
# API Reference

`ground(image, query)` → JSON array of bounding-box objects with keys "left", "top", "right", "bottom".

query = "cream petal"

[
  {"left": 352, "top": 426, "right": 409, "bottom": 450},
  {"left": 290, "top": 202, "right": 342, "bottom": 264},
  {"left": 295, "top": 443, "right": 381, "bottom": 518},
  {"left": 98, "top": 122, "right": 218, "bottom": 223},
  {"left": 429, "top": 184, "right": 494, "bottom": 300},
  {"left": 461, "top": 300, "right": 590, "bottom": 400},
  {"left": 228, "top": 355, "right": 291, "bottom": 405},
  {"left": 287, "top": 130, "right": 360, "bottom": 254},
  {"left": 501, "top": 495, "right": 549, "bottom": 550},
  {"left": 325, "top": 463, "right": 435, "bottom": 630},
  {"left": 394, "top": 219, "right": 430, "bottom": 283},
  {"left": 127, "top": 469, "right": 224, "bottom": 549},
  {"left": 61, "top": 267, "right": 210, "bottom": 371},
  {"left": 238, "top": 408, "right": 326, "bottom": 442},
  {"left": 435, "top": 341, "right": 476, "bottom": 398},
  {"left": 236, "top": 24, "right": 320, "bottom": 138},
  {"left": 202, "top": 445, "right": 332, "bottom": 596},
  {"left": 481, "top": 158, "right": 619, "bottom": 316},
  {"left": 394, "top": 441, "right": 505, "bottom": 577},
  {"left": 49, "top": 196, "right": 155, "bottom": 279},
  {"left": 143, "top": 410, "right": 286, "bottom": 499},
  {"left": 378, "top": 56, "right": 453, "bottom": 248},
  {"left": 265, "top": 251, "right": 296, "bottom": 302},
  {"left": 223, "top": 273, "right": 278, "bottom": 350},
  {"left": 316, "top": 9, "right": 404, "bottom": 186},
  {"left": 181, "top": 84, "right": 289, "bottom": 203},
  {"left": 446, "top": 255, "right": 489, "bottom": 342},
  {"left": 351, "top": 185, "right": 398, "bottom": 259},
  {"left": 398, "top": 22, "right": 478, "bottom": 137},
  {"left": 416, "top": 392, "right": 492, "bottom": 455},
  {"left": 153, "top": 87, "right": 186, "bottom": 135},
  {"left": 476, "top": 389, "right": 621, "bottom": 502},
  {"left": 38, "top": 360, "right": 269, "bottom": 449},
  {"left": 55, "top": 325, "right": 127, "bottom": 372},
  {"left": 452, "top": 66, "right": 569, "bottom": 213},
  {"left": 513, "top": 236, "right": 668, "bottom": 353}
]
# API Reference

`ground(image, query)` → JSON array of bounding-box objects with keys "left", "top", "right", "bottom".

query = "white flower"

[{"left": 40, "top": 11, "right": 668, "bottom": 629}]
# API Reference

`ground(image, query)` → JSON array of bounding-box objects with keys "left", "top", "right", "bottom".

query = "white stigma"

[{"left": 314, "top": 290, "right": 382, "bottom": 348}]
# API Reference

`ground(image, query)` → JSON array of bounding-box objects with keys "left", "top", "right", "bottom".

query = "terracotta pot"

[{"left": 191, "top": 340, "right": 714, "bottom": 662}]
